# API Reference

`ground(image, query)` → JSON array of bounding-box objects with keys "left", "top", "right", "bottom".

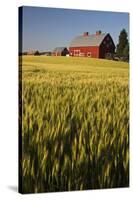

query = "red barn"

[{"left": 69, "top": 31, "right": 115, "bottom": 58}]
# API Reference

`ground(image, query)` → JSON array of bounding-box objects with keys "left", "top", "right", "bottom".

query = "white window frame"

[
  {"left": 74, "top": 49, "right": 80, "bottom": 56},
  {"left": 79, "top": 52, "right": 85, "bottom": 57}
]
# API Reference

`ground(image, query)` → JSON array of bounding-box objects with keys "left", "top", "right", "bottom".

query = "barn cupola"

[
  {"left": 83, "top": 32, "right": 89, "bottom": 36},
  {"left": 96, "top": 30, "right": 102, "bottom": 35}
]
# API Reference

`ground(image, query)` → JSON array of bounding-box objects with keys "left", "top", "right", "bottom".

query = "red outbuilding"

[{"left": 69, "top": 31, "right": 115, "bottom": 58}]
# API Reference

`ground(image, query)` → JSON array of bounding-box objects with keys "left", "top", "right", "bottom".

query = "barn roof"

[
  {"left": 53, "top": 47, "right": 67, "bottom": 53},
  {"left": 70, "top": 33, "right": 107, "bottom": 47}
]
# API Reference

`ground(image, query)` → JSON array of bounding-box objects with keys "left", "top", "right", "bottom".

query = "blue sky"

[{"left": 22, "top": 6, "right": 129, "bottom": 52}]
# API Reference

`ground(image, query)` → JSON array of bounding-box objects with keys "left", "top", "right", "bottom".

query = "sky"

[{"left": 21, "top": 6, "right": 129, "bottom": 52}]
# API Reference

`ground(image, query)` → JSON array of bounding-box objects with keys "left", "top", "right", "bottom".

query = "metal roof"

[
  {"left": 53, "top": 47, "right": 67, "bottom": 53},
  {"left": 70, "top": 33, "right": 107, "bottom": 47}
]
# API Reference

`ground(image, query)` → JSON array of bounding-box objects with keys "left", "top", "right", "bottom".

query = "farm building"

[
  {"left": 40, "top": 51, "right": 51, "bottom": 56},
  {"left": 52, "top": 47, "right": 69, "bottom": 56},
  {"left": 27, "top": 50, "right": 36, "bottom": 55},
  {"left": 69, "top": 31, "right": 115, "bottom": 58},
  {"left": 27, "top": 50, "right": 40, "bottom": 56}
]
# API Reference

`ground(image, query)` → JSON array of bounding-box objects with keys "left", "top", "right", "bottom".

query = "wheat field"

[{"left": 20, "top": 56, "right": 129, "bottom": 193}]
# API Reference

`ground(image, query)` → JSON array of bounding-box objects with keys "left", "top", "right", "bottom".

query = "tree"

[
  {"left": 123, "top": 43, "right": 129, "bottom": 61},
  {"left": 116, "top": 29, "right": 129, "bottom": 57},
  {"left": 34, "top": 50, "right": 40, "bottom": 56}
]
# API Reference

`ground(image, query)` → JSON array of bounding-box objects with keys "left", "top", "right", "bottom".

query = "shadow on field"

[{"left": 7, "top": 185, "right": 18, "bottom": 193}]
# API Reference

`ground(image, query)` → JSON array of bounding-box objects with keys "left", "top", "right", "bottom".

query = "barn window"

[
  {"left": 87, "top": 52, "right": 91, "bottom": 57},
  {"left": 106, "top": 44, "right": 109, "bottom": 48},
  {"left": 110, "top": 41, "right": 112, "bottom": 45},
  {"left": 104, "top": 41, "right": 106, "bottom": 44},
  {"left": 107, "top": 37, "right": 109, "bottom": 41},
  {"left": 74, "top": 50, "right": 80, "bottom": 56}
]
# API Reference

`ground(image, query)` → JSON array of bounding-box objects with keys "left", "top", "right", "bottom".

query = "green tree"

[
  {"left": 123, "top": 43, "right": 129, "bottom": 61},
  {"left": 116, "top": 29, "right": 128, "bottom": 57},
  {"left": 34, "top": 50, "right": 40, "bottom": 56}
]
